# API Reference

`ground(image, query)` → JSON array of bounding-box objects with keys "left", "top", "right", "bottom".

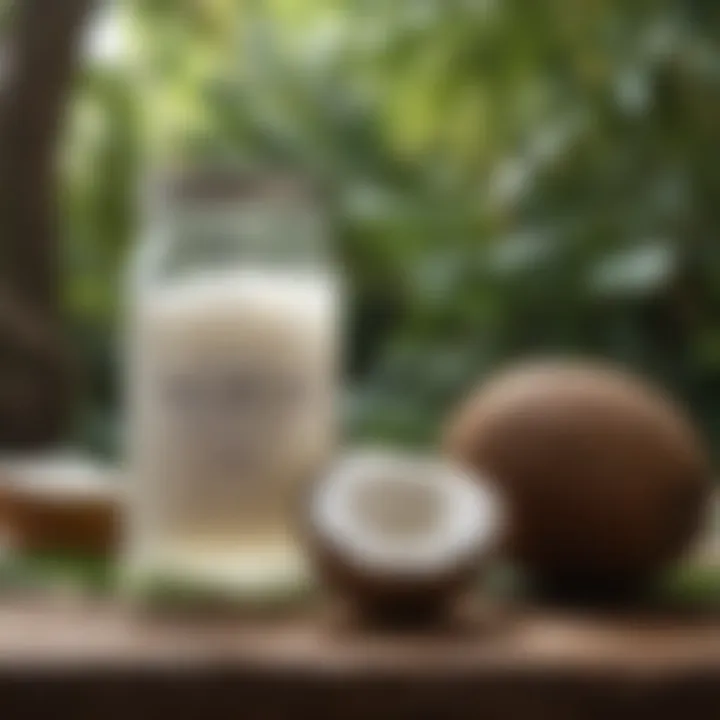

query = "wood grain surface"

[{"left": 0, "top": 596, "right": 716, "bottom": 719}]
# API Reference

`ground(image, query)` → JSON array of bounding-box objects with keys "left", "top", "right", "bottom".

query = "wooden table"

[{"left": 0, "top": 597, "right": 717, "bottom": 719}]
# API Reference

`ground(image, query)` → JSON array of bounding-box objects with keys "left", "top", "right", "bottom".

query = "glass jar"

[{"left": 124, "top": 167, "right": 341, "bottom": 604}]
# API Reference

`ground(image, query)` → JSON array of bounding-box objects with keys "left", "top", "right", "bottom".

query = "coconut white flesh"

[
  {"left": 313, "top": 451, "right": 502, "bottom": 576},
  {"left": 0, "top": 454, "right": 120, "bottom": 503}
]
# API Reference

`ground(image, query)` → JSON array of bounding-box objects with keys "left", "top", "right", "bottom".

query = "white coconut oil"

[{"left": 124, "top": 169, "right": 341, "bottom": 601}]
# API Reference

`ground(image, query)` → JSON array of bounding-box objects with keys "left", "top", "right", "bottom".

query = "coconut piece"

[
  {"left": 307, "top": 450, "right": 503, "bottom": 624},
  {"left": 0, "top": 454, "right": 122, "bottom": 555},
  {"left": 445, "top": 359, "right": 712, "bottom": 598}
]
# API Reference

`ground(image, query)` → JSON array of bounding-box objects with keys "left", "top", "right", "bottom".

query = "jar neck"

[{"left": 142, "top": 196, "right": 332, "bottom": 281}]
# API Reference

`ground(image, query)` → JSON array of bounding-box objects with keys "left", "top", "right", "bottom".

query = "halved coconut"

[
  {"left": 0, "top": 454, "right": 121, "bottom": 555},
  {"left": 307, "top": 450, "right": 503, "bottom": 624}
]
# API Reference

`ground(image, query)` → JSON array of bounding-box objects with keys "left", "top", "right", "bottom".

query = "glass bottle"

[{"left": 124, "top": 167, "right": 341, "bottom": 604}]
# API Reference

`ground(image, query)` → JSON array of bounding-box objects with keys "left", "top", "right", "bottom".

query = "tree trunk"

[{"left": 0, "top": 0, "right": 94, "bottom": 448}]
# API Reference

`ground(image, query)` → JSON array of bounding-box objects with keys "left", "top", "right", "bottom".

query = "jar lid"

[{"left": 155, "top": 165, "right": 324, "bottom": 208}]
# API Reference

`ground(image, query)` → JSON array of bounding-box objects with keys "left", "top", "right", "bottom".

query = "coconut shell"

[
  {"left": 5, "top": 489, "right": 120, "bottom": 555},
  {"left": 307, "top": 527, "right": 487, "bottom": 625},
  {"left": 445, "top": 360, "right": 712, "bottom": 596}
]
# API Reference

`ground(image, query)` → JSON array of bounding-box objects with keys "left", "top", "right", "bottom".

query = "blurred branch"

[{"left": 0, "top": 286, "right": 71, "bottom": 448}]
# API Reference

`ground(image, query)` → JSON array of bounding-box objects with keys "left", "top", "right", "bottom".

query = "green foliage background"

[{"left": 62, "top": 0, "right": 720, "bottom": 456}]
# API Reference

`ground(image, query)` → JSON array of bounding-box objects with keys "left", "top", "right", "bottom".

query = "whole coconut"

[{"left": 445, "top": 360, "right": 711, "bottom": 597}]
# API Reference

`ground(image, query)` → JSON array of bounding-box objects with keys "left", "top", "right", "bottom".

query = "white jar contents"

[{"left": 126, "top": 267, "right": 340, "bottom": 599}]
